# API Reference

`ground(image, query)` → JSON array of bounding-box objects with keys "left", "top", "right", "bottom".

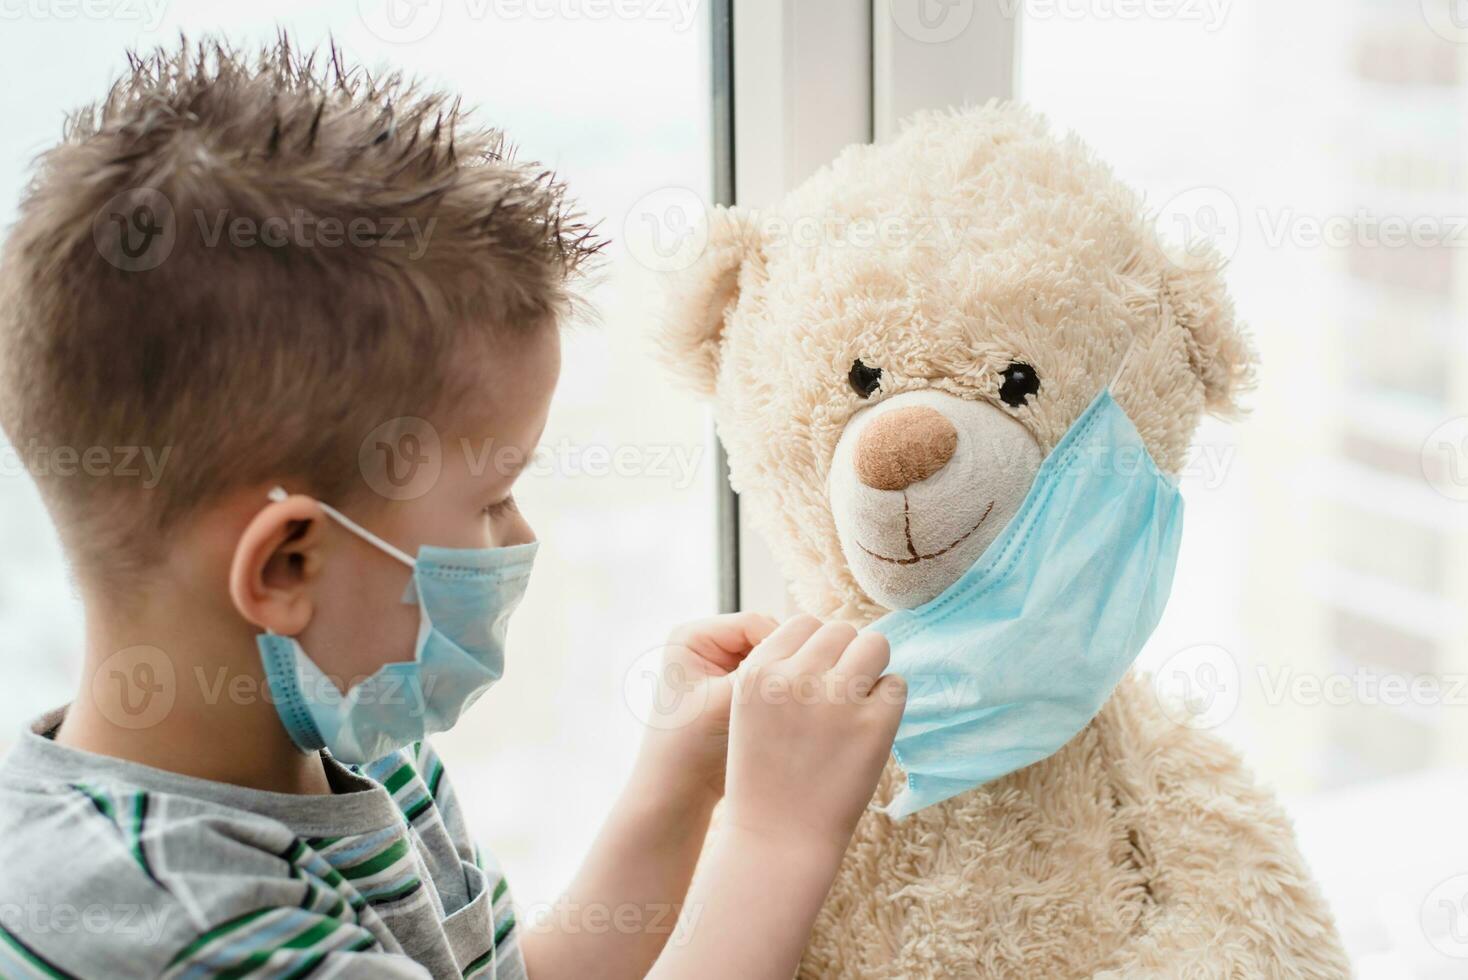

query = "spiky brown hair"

[{"left": 0, "top": 34, "right": 603, "bottom": 585}]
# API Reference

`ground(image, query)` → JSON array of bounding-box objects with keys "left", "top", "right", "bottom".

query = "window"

[{"left": 1020, "top": 3, "right": 1468, "bottom": 971}]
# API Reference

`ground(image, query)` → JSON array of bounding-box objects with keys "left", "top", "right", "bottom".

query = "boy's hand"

[
  {"left": 635, "top": 611, "right": 781, "bottom": 806},
  {"left": 723, "top": 616, "right": 905, "bottom": 858},
  {"left": 646, "top": 616, "right": 906, "bottom": 980}
]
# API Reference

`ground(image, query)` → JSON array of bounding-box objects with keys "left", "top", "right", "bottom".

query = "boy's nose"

[{"left": 854, "top": 406, "right": 958, "bottom": 491}]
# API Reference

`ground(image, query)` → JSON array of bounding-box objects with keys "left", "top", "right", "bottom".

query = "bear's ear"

[
  {"left": 656, "top": 205, "right": 764, "bottom": 397},
  {"left": 1157, "top": 245, "right": 1258, "bottom": 417}
]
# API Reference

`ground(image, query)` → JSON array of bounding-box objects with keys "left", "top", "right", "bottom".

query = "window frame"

[{"left": 712, "top": 0, "right": 1020, "bottom": 613}]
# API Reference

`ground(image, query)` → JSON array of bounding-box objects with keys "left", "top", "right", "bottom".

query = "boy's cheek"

[{"left": 297, "top": 569, "right": 423, "bottom": 683}]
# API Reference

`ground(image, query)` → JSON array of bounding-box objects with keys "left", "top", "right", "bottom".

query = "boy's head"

[{"left": 0, "top": 37, "right": 600, "bottom": 593}]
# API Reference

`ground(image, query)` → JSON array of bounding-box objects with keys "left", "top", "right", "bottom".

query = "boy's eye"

[
  {"left": 848, "top": 359, "right": 882, "bottom": 399},
  {"left": 998, "top": 362, "right": 1040, "bottom": 408}
]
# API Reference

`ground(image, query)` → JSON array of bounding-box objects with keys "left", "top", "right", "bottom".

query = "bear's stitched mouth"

[{"left": 857, "top": 497, "right": 995, "bottom": 566}]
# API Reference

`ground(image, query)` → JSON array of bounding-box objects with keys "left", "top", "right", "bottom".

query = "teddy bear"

[{"left": 657, "top": 102, "right": 1350, "bottom": 979}]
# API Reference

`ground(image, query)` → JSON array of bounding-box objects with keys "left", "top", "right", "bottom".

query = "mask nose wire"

[{"left": 267, "top": 486, "right": 418, "bottom": 568}]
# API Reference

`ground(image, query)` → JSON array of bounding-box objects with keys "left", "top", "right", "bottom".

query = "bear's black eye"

[
  {"left": 998, "top": 362, "right": 1040, "bottom": 408},
  {"left": 848, "top": 359, "right": 882, "bottom": 399}
]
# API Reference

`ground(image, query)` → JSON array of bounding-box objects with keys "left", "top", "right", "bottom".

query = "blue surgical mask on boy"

[
  {"left": 257, "top": 487, "right": 537, "bottom": 765},
  {"left": 869, "top": 350, "right": 1184, "bottom": 819}
]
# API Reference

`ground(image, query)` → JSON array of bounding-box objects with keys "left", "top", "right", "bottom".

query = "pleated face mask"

[
  {"left": 868, "top": 350, "right": 1184, "bottom": 819},
  {"left": 257, "top": 487, "right": 537, "bottom": 765}
]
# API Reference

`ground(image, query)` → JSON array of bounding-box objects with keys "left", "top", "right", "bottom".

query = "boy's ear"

[
  {"left": 228, "top": 492, "right": 327, "bottom": 636},
  {"left": 656, "top": 205, "right": 764, "bottom": 398}
]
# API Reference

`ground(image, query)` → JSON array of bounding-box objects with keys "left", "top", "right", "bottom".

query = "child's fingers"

[
  {"left": 791, "top": 621, "right": 858, "bottom": 674},
  {"left": 868, "top": 673, "right": 908, "bottom": 721},
  {"left": 672, "top": 612, "right": 779, "bottom": 655},
  {"left": 744, "top": 614, "right": 824, "bottom": 667},
  {"left": 668, "top": 612, "right": 780, "bottom": 671},
  {"left": 721, "top": 611, "right": 780, "bottom": 654},
  {"left": 832, "top": 630, "right": 890, "bottom": 699}
]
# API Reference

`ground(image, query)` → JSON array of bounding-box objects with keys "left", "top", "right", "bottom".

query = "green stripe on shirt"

[
  {"left": 69, "top": 784, "right": 161, "bottom": 888},
  {"left": 381, "top": 763, "right": 416, "bottom": 795},
  {"left": 166, "top": 906, "right": 278, "bottom": 968},
  {"left": 461, "top": 942, "right": 497, "bottom": 978},
  {"left": 0, "top": 925, "right": 79, "bottom": 979},
  {"left": 69, "top": 783, "right": 113, "bottom": 823},
  {"left": 128, "top": 793, "right": 157, "bottom": 885},
  {"left": 338, "top": 837, "right": 411, "bottom": 881},
  {"left": 208, "top": 915, "right": 344, "bottom": 978}
]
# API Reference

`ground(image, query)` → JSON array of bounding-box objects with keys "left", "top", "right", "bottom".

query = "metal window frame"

[{"left": 712, "top": 0, "right": 1019, "bottom": 614}]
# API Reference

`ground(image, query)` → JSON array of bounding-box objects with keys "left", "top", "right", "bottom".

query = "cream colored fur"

[{"left": 657, "top": 102, "right": 1348, "bottom": 978}]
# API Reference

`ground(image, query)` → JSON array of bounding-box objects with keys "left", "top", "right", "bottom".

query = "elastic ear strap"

[
  {"left": 267, "top": 486, "right": 416, "bottom": 568},
  {"left": 1110, "top": 337, "right": 1139, "bottom": 390}
]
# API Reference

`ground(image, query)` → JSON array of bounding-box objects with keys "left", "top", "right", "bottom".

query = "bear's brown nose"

[{"left": 854, "top": 406, "right": 958, "bottom": 491}]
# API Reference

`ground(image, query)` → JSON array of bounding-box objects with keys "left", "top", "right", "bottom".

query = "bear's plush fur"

[{"left": 658, "top": 102, "right": 1349, "bottom": 978}]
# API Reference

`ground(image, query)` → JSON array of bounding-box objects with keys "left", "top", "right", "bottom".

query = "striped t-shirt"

[{"left": 0, "top": 708, "right": 525, "bottom": 979}]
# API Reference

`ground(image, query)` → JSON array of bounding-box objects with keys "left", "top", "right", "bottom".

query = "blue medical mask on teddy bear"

[
  {"left": 869, "top": 350, "right": 1184, "bottom": 819},
  {"left": 257, "top": 487, "right": 537, "bottom": 764}
]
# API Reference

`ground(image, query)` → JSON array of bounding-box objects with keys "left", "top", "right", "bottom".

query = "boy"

[{"left": 0, "top": 38, "right": 904, "bottom": 980}]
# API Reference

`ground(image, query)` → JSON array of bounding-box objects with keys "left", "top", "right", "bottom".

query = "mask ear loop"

[
  {"left": 1109, "top": 340, "right": 1133, "bottom": 390},
  {"left": 1109, "top": 337, "right": 1138, "bottom": 393},
  {"left": 267, "top": 486, "right": 417, "bottom": 568}
]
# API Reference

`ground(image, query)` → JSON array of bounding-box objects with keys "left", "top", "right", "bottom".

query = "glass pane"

[
  {"left": 1021, "top": 3, "right": 1468, "bottom": 973},
  {"left": 0, "top": 3, "right": 717, "bottom": 908}
]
